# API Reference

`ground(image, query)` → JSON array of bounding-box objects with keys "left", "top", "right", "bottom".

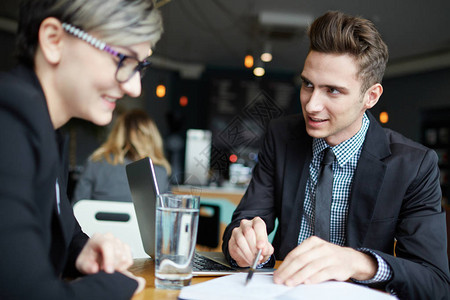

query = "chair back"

[{"left": 73, "top": 199, "right": 149, "bottom": 258}]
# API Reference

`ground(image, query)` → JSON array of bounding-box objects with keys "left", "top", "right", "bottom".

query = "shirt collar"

[{"left": 312, "top": 113, "right": 370, "bottom": 166}]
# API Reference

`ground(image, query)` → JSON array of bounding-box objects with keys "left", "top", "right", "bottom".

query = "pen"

[{"left": 245, "top": 248, "right": 262, "bottom": 286}]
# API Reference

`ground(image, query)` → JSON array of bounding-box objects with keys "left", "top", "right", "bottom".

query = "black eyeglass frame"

[{"left": 115, "top": 53, "right": 152, "bottom": 83}]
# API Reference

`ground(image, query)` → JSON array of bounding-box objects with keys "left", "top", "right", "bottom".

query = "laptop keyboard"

[{"left": 192, "top": 252, "right": 235, "bottom": 271}]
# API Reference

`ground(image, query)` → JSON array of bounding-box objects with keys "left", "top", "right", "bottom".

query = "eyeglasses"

[{"left": 62, "top": 23, "right": 151, "bottom": 83}]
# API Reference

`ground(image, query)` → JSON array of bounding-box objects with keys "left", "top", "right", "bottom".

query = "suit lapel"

[
  {"left": 280, "top": 131, "right": 312, "bottom": 257},
  {"left": 347, "top": 151, "right": 386, "bottom": 248},
  {"left": 347, "top": 112, "right": 390, "bottom": 248}
]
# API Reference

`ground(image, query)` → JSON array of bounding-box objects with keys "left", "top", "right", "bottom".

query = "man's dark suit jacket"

[
  {"left": 0, "top": 66, "right": 137, "bottom": 299},
  {"left": 223, "top": 113, "right": 450, "bottom": 299}
]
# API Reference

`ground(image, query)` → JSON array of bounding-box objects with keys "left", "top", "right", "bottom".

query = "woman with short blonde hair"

[{"left": 0, "top": 0, "right": 163, "bottom": 297}]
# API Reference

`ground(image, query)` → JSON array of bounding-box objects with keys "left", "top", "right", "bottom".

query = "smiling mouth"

[
  {"left": 103, "top": 96, "right": 117, "bottom": 103},
  {"left": 309, "top": 116, "right": 328, "bottom": 122}
]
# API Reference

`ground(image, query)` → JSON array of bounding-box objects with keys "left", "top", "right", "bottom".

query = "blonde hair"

[
  {"left": 91, "top": 109, "right": 171, "bottom": 174},
  {"left": 17, "top": 0, "right": 163, "bottom": 67},
  {"left": 61, "top": 0, "right": 163, "bottom": 46}
]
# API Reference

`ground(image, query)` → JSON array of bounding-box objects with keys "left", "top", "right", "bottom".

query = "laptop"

[{"left": 126, "top": 157, "right": 274, "bottom": 276}]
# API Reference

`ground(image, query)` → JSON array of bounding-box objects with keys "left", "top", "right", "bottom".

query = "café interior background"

[{"left": 0, "top": 0, "right": 449, "bottom": 194}]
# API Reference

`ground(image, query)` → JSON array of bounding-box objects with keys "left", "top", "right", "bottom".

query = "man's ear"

[
  {"left": 364, "top": 83, "right": 383, "bottom": 109},
  {"left": 38, "top": 17, "right": 64, "bottom": 65}
]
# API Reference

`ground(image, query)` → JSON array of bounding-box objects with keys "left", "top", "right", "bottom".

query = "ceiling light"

[
  {"left": 261, "top": 43, "right": 272, "bottom": 62},
  {"left": 244, "top": 54, "right": 254, "bottom": 68},
  {"left": 261, "top": 52, "right": 272, "bottom": 62},
  {"left": 156, "top": 84, "right": 166, "bottom": 98},
  {"left": 253, "top": 61, "right": 265, "bottom": 76},
  {"left": 253, "top": 67, "right": 265, "bottom": 76},
  {"left": 179, "top": 96, "right": 188, "bottom": 107},
  {"left": 379, "top": 111, "right": 389, "bottom": 123}
]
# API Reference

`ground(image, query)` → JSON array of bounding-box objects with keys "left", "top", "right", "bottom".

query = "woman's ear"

[
  {"left": 37, "top": 17, "right": 64, "bottom": 65},
  {"left": 364, "top": 83, "right": 383, "bottom": 109}
]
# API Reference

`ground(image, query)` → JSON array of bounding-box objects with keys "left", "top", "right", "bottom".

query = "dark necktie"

[{"left": 314, "top": 147, "right": 335, "bottom": 241}]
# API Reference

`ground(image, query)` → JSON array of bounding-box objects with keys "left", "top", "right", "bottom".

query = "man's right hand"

[{"left": 228, "top": 217, "right": 274, "bottom": 267}]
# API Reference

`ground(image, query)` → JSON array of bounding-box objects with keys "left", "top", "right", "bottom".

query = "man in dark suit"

[
  {"left": 223, "top": 11, "right": 449, "bottom": 299},
  {"left": 0, "top": 0, "right": 162, "bottom": 298}
]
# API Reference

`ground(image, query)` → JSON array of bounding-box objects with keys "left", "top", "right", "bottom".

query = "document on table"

[{"left": 178, "top": 273, "right": 397, "bottom": 300}]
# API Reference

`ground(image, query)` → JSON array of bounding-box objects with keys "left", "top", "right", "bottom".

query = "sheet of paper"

[
  {"left": 178, "top": 273, "right": 397, "bottom": 300},
  {"left": 279, "top": 280, "right": 397, "bottom": 300},
  {"left": 179, "top": 273, "right": 291, "bottom": 300}
]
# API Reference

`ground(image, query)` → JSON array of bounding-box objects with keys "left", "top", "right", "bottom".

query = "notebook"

[{"left": 125, "top": 157, "right": 274, "bottom": 276}]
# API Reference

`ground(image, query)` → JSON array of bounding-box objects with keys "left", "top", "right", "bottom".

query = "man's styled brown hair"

[{"left": 308, "top": 11, "right": 389, "bottom": 93}]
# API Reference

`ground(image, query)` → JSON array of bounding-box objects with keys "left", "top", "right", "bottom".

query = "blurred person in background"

[{"left": 73, "top": 109, "right": 171, "bottom": 202}]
